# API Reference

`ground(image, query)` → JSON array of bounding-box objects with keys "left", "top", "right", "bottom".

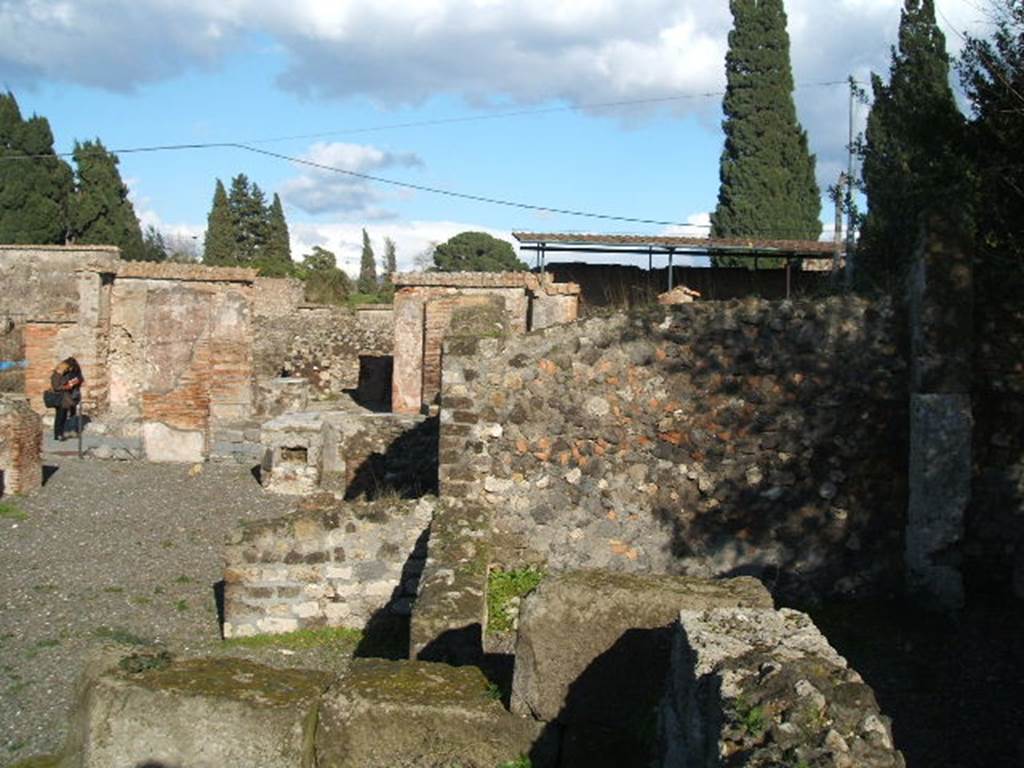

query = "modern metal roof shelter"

[{"left": 513, "top": 232, "right": 838, "bottom": 298}]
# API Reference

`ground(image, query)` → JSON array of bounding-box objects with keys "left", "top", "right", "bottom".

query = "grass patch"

[
  {"left": 94, "top": 626, "right": 152, "bottom": 647},
  {"left": 173, "top": 599, "right": 188, "bottom": 612},
  {"left": 174, "top": 575, "right": 192, "bottom": 585},
  {"left": 0, "top": 501, "right": 27, "bottom": 521},
  {"left": 487, "top": 567, "right": 544, "bottom": 635},
  {"left": 733, "top": 695, "right": 768, "bottom": 738},
  {"left": 497, "top": 758, "right": 531, "bottom": 768},
  {"left": 223, "top": 626, "right": 363, "bottom": 652},
  {"left": 102, "top": 586, "right": 124, "bottom": 594}
]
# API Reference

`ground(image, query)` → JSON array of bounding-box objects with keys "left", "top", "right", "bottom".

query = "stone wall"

[
  {"left": 253, "top": 305, "right": 393, "bottom": 404},
  {"left": 971, "top": 285, "right": 1024, "bottom": 598},
  {"left": 105, "top": 263, "right": 258, "bottom": 462},
  {"left": 0, "top": 395, "right": 43, "bottom": 497},
  {"left": 391, "top": 272, "right": 580, "bottom": 414},
  {"left": 260, "top": 408, "right": 438, "bottom": 500},
  {"left": 440, "top": 297, "right": 908, "bottom": 600},
  {"left": 222, "top": 496, "right": 433, "bottom": 637},
  {"left": 252, "top": 276, "right": 306, "bottom": 318},
  {"left": 1, "top": 246, "right": 119, "bottom": 405}
]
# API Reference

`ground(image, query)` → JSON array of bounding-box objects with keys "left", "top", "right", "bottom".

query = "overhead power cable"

[
  {"left": 0, "top": 79, "right": 861, "bottom": 232},
  {"left": 241, "top": 80, "right": 854, "bottom": 145}
]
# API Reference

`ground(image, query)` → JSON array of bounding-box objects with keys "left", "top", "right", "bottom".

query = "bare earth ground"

[{"left": 0, "top": 456, "right": 307, "bottom": 766}]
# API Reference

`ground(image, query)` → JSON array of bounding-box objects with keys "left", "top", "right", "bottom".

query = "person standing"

[{"left": 47, "top": 357, "right": 84, "bottom": 441}]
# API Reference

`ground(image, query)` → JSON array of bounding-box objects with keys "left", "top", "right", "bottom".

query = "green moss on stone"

[
  {"left": 487, "top": 567, "right": 544, "bottom": 634},
  {"left": 343, "top": 659, "right": 501, "bottom": 709},
  {"left": 7, "top": 756, "right": 62, "bottom": 768},
  {"left": 122, "top": 657, "right": 332, "bottom": 707},
  {"left": 223, "top": 626, "right": 362, "bottom": 652}
]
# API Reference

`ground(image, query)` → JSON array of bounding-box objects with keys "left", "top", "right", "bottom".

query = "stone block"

[
  {"left": 142, "top": 421, "right": 206, "bottom": 463},
  {"left": 410, "top": 503, "right": 491, "bottom": 665},
  {"left": 906, "top": 393, "right": 971, "bottom": 610},
  {"left": 660, "top": 606, "right": 904, "bottom": 768},
  {"left": 510, "top": 571, "right": 772, "bottom": 726},
  {"left": 67, "top": 657, "right": 330, "bottom": 768},
  {"left": 316, "top": 659, "right": 543, "bottom": 768}
]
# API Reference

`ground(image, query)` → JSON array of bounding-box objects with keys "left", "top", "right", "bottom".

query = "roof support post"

[
  {"left": 785, "top": 258, "right": 792, "bottom": 300},
  {"left": 668, "top": 249, "right": 675, "bottom": 292}
]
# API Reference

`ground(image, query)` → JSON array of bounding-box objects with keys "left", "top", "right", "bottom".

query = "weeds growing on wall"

[{"left": 487, "top": 567, "right": 544, "bottom": 634}]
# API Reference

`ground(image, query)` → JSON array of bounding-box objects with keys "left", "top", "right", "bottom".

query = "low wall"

[
  {"left": 222, "top": 496, "right": 434, "bottom": 637},
  {"left": 253, "top": 305, "right": 393, "bottom": 403},
  {"left": 260, "top": 409, "right": 438, "bottom": 499},
  {"left": 440, "top": 298, "right": 908, "bottom": 600}
]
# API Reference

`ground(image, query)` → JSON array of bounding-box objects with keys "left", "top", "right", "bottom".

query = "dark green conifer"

[
  {"left": 710, "top": 0, "right": 822, "bottom": 267},
  {"left": 357, "top": 228, "right": 378, "bottom": 294},
  {"left": 859, "top": 0, "right": 965, "bottom": 290},
  {"left": 960, "top": 0, "right": 1024, "bottom": 280},
  {"left": 69, "top": 140, "right": 144, "bottom": 260},
  {"left": 265, "top": 193, "right": 291, "bottom": 266},
  {"left": 141, "top": 225, "right": 168, "bottom": 262},
  {"left": 0, "top": 91, "right": 73, "bottom": 244},
  {"left": 203, "top": 179, "right": 234, "bottom": 265},
  {"left": 383, "top": 237, "right": 397, "bottom": 279}
]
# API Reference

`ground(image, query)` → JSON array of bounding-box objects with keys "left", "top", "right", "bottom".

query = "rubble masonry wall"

[{"left": 440, "top": 297, "right": 908, "bottom": 600}]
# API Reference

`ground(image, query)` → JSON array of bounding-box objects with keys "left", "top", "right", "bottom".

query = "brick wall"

[{"left": 0, "top": 395, "right": 43, "bottom": 496}]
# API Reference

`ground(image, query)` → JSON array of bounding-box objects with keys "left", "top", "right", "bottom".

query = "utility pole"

[
  {"left": 833, "top": 173, "right": 846, "bottom": 278},
  {"left": 844, "top": 77, "right": 857, "bottom": 287}
]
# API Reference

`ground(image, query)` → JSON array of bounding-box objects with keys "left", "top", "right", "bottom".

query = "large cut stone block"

[
  {"left": 660, "top": 607, "right": 904, "bottom": 768},
  {"left": 68, "top": 657, "right": 330, "bottom": 768},
  {"left": 409, "top": 503, "right": 491, "bottom": 665},
  {"left": 510, "top": 571, "right": 772, "bottom": 726},
  {"left": 316, "top": 659, "right": 542, "bottom": 768},
  {"left": 906, "top": 393, "right": 971, "bottom": 610},
  {"left": 142, "top": 421, "right": 206, "bottom": 463}
]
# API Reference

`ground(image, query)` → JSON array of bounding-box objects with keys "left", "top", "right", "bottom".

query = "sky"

[{"left": 0, "top": 0, "right": 992, "bottom": 276}]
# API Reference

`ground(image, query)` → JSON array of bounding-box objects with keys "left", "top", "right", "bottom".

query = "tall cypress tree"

[
  {"left": 960, "top": 1, "right": 1024, "bottom": 282},
  {"left": 0, "top": 91, "right": 73, "bottom": 244},
  {"left": 383, "top": 236, "right": 397, "bottom": 282},
  {"left": 69, "top": 140, "right": 145, "bottom": 260},
  {"left": 265, "top": 193, "right": 291, "bottom": 266},
  {"left": 357, "top": 228, "right": 378, "bottom": 294},
  {"left": 710, "top": 0, "right": 821, "bottom": 267},
  {"left": 204, "top": 179, "right": 234, "bottom": 265},
  {"left": 859, "top": 0, "right": 964, "bottom": 289}
]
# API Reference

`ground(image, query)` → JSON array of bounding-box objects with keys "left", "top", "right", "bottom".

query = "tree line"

[{"left": 713, "top": 0, "right": 1024, "bottom": 300}]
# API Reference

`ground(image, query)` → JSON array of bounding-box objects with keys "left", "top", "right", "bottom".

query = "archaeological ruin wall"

[
  {"left": 391, "top": 272, "right": 580, "bottom": 414},
  {"left": 253, "top": 303, "right": 393, "bottom": 408},
  {"left": 1, "top": 245, "right": 119, "bottom": 400},
  {"left": 0, "top": 394, "right": 43, "bottom": 497},
  {"left": 440, "top": 297, "right": 909, "bottom": 600}
]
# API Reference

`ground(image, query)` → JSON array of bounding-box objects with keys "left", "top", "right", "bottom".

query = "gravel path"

[{"left": 0, "top": 455, "right": 297, "bottom": 766}]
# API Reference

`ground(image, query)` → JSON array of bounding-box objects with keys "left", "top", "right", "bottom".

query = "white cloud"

[
  {"left": 4, "top": 1, "right": 991, "bottom": 205},
  {"left": 279, "top": 141, "right": 422, "bottom": 217}
]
